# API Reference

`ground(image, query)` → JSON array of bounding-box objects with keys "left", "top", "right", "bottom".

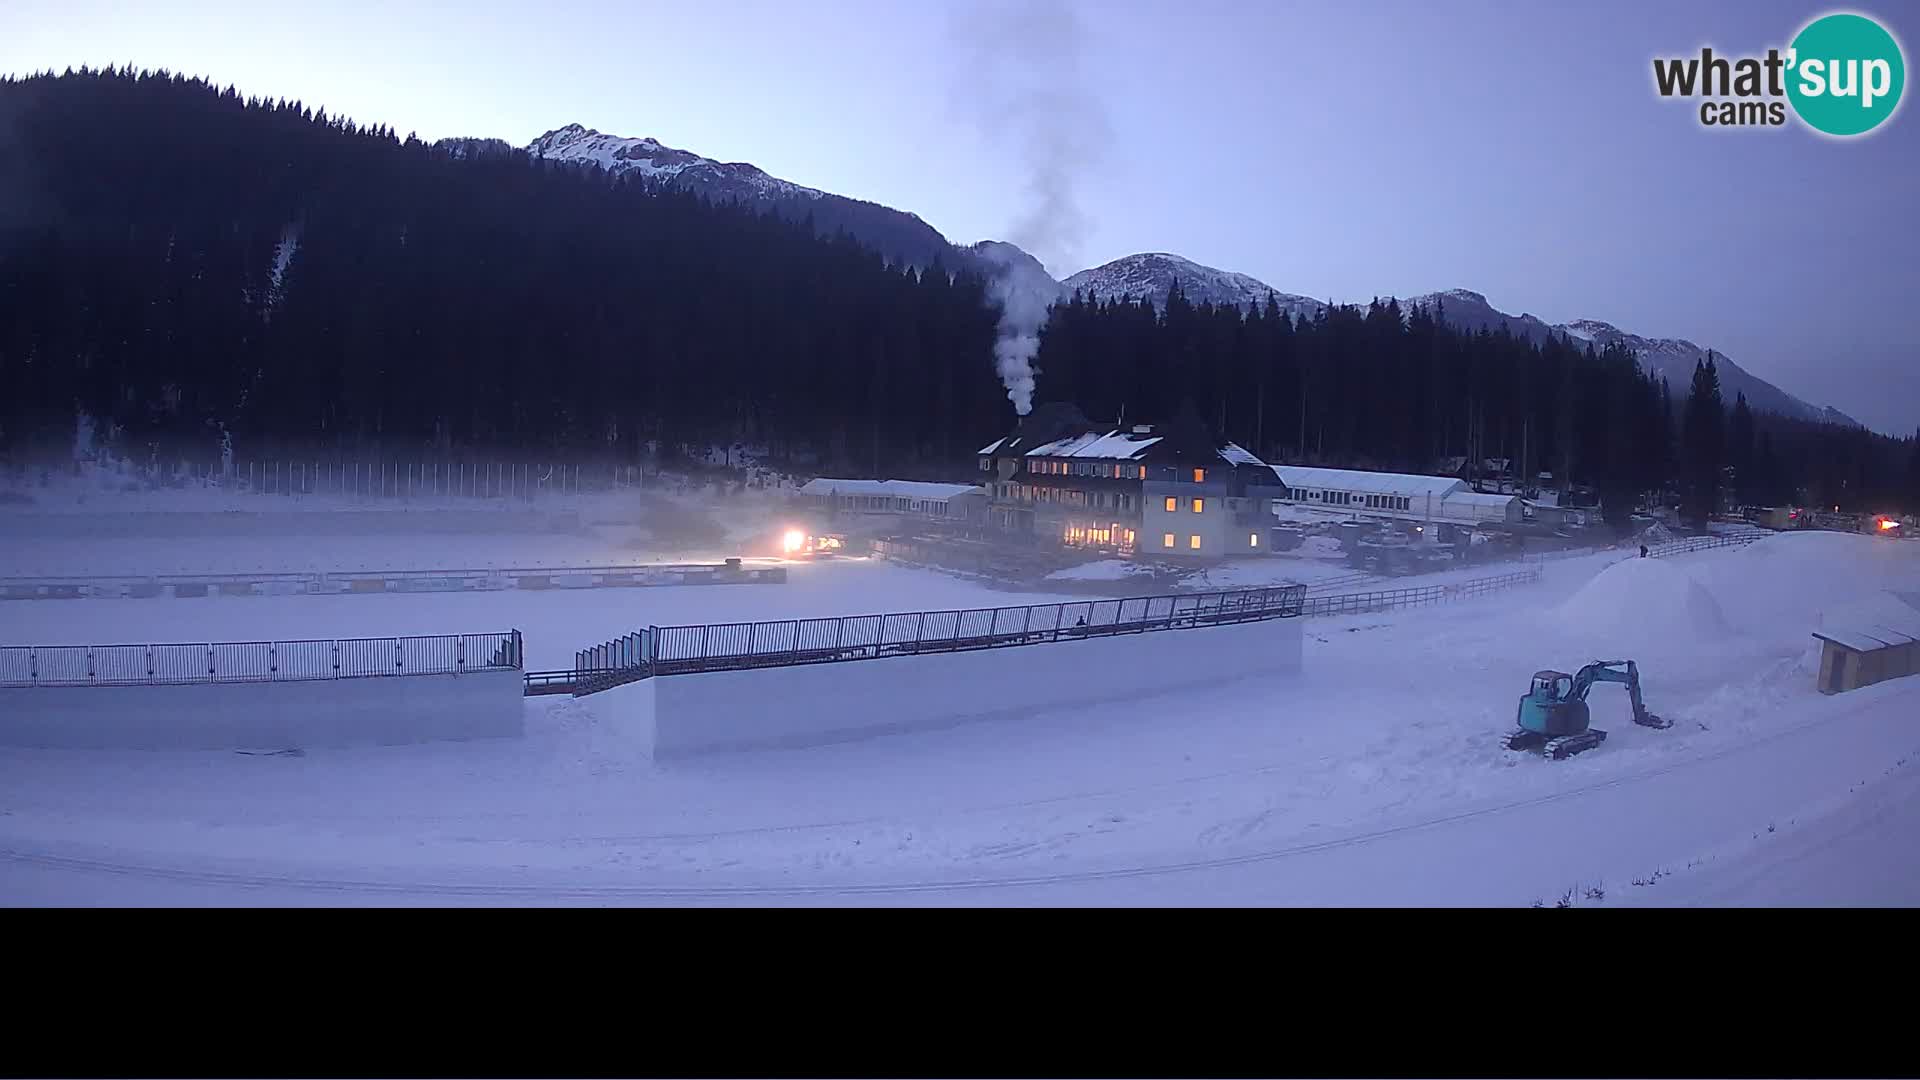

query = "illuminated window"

[
  {"left": 1250, "top": 532, "right": 1261, "bottom": 547},
  {"left": 1163, "top": 533, "right": 1175, "bottom": 549},
  {"left": 1193, "top": 468, "right": 1206, "bottom": 484},
  {"left": 1192, "top": 498, "right": 1204, "bottom": 513},
  {"left": 1165, "top": 496, "right": 1178, "bottom": 512},
  {"left": 1189, "top": 534, "right": 1202, "bottom": 550}
]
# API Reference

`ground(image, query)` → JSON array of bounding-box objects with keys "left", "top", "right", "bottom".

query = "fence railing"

[
  {"left": 1644, "top": 534, "right": 1763, "bottom": 559},
  {"left": 539, "top": 584, "right": 1311, "bottom": 695},
  {"left": 1, "top": 630, "right": 522, "bottom": 688},
  {"left": 129, "top": 461, "right": 648, "bottom": 499},
  {"left": 1297, "top": 568, "right": 1541, "bottom": 617},
  {"left": 1, "top": 560, "right": 788, "bottom": 602},
  {"left": 534, "top": 564, "right": 1550, "bottom": 696}
]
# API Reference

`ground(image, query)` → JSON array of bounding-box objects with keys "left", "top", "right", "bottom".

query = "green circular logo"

[{"left": 1787, "top": 13, "right": 1905, "bottom": 136}]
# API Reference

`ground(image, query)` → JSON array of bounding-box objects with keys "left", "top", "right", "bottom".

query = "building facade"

[
  {"left": 1269, "top": 465, "right": 1523, "bottom": 527},
  {"left": 977, "top": 405, "right": 1278, "bottom": 558}
]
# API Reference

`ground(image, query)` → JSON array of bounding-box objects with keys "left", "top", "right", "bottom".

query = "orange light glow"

[
  {"left": 782, "top": 529, "right": 806, "bottom": 553},
  {"left": 1878, "top": 519, "right": 1900, "bottom": 531}
]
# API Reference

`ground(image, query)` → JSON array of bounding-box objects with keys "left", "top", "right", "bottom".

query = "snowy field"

[
  {"left": 3, "top": 527, "right": 1919, "bottom": 905},
  {"left": 0, "top": 558, "right": 1082, "bottom": 670}
]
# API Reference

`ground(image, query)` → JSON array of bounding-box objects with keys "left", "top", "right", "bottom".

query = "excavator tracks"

[{"left": 1504, "top": 727, "right": 1608, "bottom": 759}]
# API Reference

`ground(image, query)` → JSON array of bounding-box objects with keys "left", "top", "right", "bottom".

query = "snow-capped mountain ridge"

[
  {"left": 525, "top": 123, "right": 825, "bottom": 201},
  {"left": 1062, "top": 252, "right": 1323, "bottom": 319},
  {"left": 506, "top": 123, "right": 953, "bottom": 267},
  {"left": 495, "top": 120, "right": 1854, "bottom": 428}
]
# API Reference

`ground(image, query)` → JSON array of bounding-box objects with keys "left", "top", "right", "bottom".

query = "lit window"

[
  {"left": 1193, "top": 468, "right": 1206, "bottom": 484},
  {"left": 1192, "top": 498, "right": 1204, "bottom": 513},
  {"left": 1189, "top": 534, "right": 1201, "bottom": 550},
  {"left": 1165, "top": 496, "right": 1178, "bottom": 512},
  {"left": 1250, "top": 532, "right": 1261, "bottom": 547},
  {"left": 1163, "top": 533, "right": 1175, "bottom": 548}
]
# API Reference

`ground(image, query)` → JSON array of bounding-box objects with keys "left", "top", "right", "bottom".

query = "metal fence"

[
  {"left": 530, "top": 563, "right": 1556, "bottom": 696},
  {"left": 1297, "top": 568, "right": 1541, "bottom": 617},
  {"left": 538, "top": 584, "right": 1311, "bottom": 695},
  {"left": 1, "top": 630, "right": 522, "bottom": 688},
  {"left": 195, "top": 461, "right": 646, "bottom": 499},
  {"left": 1644, "top": 534, "right": 1763, "bottom": 559}
]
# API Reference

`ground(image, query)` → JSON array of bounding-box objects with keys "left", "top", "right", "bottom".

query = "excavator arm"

[{"left": 1570, "top": 661, "right": 1669, "bottom": 729}]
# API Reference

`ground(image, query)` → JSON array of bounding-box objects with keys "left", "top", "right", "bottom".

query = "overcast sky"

[{"left": 5, "top": 0, "right": 1916, "bottom": 433}]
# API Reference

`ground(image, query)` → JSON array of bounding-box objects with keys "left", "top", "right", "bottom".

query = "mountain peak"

[
  {"left": 1063, "top": 252, "right": 1321, "bottom": 315},
  {"left": 519, "top": 121, "right": 954, "bottom": 268}
]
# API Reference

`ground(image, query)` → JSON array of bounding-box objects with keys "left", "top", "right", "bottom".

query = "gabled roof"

[
  {"left": 1448, "top": 491, "right": 1522, "bottom": 508},
  {"left": 1218, "top": 442, "right": 1267, "bottom": 467},
  {"left": 797, "top": 479, "right": 982, "bottom": 500},
  {"left": 1270, "top": 465, "right": 1466, "bottom": 498},
  {"left": 1026, "top": 430, "right": 1163, "bottom": 460}
]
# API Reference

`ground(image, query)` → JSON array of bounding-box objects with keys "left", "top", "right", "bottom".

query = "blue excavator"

[{"left": 1504, "top": 660, "right": 1671, "bottom": 759}]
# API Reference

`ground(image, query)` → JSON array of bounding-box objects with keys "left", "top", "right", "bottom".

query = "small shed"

[{"left": 1812, "top": 617, "right": 1920, "bottom": 694}]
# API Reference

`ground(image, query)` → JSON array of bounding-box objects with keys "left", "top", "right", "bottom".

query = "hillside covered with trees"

[{"left": 1, "top": 67, "right": 1913, "bottom": 520}]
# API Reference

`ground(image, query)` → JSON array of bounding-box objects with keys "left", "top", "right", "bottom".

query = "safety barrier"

[
  {"left": 535, "top": 584, "right": 1310, "bottom": 696},
  {"left": 1644, "top": 533, "right": 1764, "bottom": 559},
  {"left": 1, "top": 630, "right": 522, "bottom": 688},
  {"left": 1297, "top": 568, "right": 1542, "bottom": 617},
  {"left": 0, "top": 561, "right": 786, "bottom": 602},
  {"left": 532, "top": 564, "right": 1552, "bottom": 697}
]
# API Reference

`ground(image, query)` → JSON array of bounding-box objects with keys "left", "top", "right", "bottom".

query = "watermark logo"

[{"left": 1653, "top": 11, "right": 1905, "bottom": 136}]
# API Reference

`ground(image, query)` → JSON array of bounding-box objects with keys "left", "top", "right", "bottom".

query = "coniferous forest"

[{"left": 2, "top": 68, "right": 1915, "bottom": 519}]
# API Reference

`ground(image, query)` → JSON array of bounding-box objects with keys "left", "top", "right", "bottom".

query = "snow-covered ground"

[
  {"left": 0, "top": 558, "right": 1082, "bottom": 670},
  {"left": 3, "top": 529, "right": 1918, "bottom": 905}
]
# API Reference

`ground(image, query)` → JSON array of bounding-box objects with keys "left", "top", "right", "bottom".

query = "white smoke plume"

[
  {"left": 951, "top": 0, "right": 1110, "bottom": 416},
  {"left": 974, "top": 242, "right": 1059, "bottom": 416}
]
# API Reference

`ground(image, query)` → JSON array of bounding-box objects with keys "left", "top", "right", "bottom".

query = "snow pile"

[
  {"left": 1299, "top": 535, "right": 1346, "bottom": 559},
  {"left": 1046, "top": 559, "right": 1153, "bottom": 582},
  {"left": 1637, "top": 522, "right": 1677, "bottom": 545},
  {"left": 1693, "top": 532, "right": 1920, "bottom": 641},
  {"left": 1556, "top": 554, "right": 1731, "bottom": 647}
]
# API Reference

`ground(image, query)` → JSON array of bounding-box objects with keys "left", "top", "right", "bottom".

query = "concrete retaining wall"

[
  {"left": 0, "top": 669, "right": 524, "bottom": 750},
  {"left": 614, "top": 616, "right": 1303, "bottom": 758}
]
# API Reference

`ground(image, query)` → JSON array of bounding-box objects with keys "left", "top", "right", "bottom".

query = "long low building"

[
  {"left": 1268, "top": 465, "right": 1523, "bottom": 526},
  {"left": 795, "top": 478, "right": 986, "bottom": 518}
]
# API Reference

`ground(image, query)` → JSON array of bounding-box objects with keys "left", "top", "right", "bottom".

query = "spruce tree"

[
  {"left": 1681, "top": 355, "right": 1727, "bottom": 525},
  {"left": 1728, "top": 391, "right": 1755, "bottom": 506}
]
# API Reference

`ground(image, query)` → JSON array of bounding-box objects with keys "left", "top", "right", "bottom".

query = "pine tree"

[
  {"left": 1681, "top": 354, "right": 1727, "bottom": 524},
  {"left": 1728, "top": 391, "right": 1755, "bottom": 506},
  {"left": 1907, "top": 427, "right": 1920, "bottom": 512}
]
